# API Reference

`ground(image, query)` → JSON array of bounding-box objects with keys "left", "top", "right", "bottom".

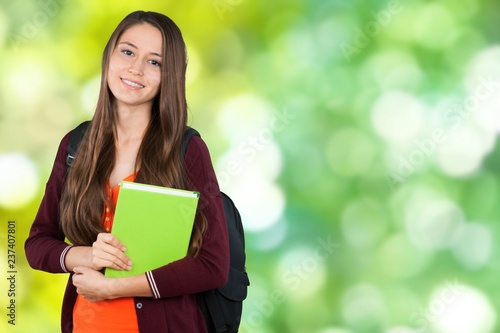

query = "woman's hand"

[
  {"left": 72, "top": 266, "right": 122, "bottom": 302},
  {"left": 90, "top": 233, "right": 132, "bottom": 271},
  {"left": 73, "top": 266, "right": 154, "bottom": 300}
]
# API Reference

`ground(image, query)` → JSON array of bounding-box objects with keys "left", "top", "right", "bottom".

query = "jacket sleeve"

[
  {"left": 145, "top": 136, "right": 230, "bottom": 298},
  {"left": 25, "top": 132, "right": 73, "bottom": 273}
]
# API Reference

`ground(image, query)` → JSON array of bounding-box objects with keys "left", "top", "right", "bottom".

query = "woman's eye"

[
  {"left": 121, "top": 49, "right": 133, "bottom": 56},
  {"left": 149, "top": 60, "right": 161, "bottom": 67}
]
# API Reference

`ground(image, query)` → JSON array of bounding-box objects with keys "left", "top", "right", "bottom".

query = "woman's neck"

[{"left": 115, "top": 104, "right": 151, "bottom": 143}]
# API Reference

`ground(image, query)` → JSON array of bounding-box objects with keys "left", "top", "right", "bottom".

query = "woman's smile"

[{"left": 121, "top": 78, "right": 145, "bottom": 89}]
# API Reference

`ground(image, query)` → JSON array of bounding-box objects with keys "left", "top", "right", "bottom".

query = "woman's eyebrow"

[{"left": 119, "top": 41, "right": 162, "bottom": 58}]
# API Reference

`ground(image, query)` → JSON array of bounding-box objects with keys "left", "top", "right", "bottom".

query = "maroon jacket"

[{"left": 25, "top": 130, "right": 230, "bottom": 332}]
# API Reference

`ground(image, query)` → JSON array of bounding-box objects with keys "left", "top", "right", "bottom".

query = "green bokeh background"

[{"left": 1, "top": 0, "right": 500, "bottom": 332}]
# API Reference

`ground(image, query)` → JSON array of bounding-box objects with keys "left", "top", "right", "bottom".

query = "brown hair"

[{"left": 60, "top": 11, "right": 206, "bottom": 256}]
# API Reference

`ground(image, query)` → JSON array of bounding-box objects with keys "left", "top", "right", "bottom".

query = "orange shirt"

[{"left": 73, "top": 173, "right": 139, "bottom": 333}]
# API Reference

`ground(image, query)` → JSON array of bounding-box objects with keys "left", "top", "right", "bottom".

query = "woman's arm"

[
  {"left": 72, "top": 266, "right": 153, "bottom": 302},
  {"left": 25, "top": 133, "right": 75, "bottom": 273}
]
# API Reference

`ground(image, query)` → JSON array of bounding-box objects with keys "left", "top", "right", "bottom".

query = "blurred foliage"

[{"left": 1, "top": 0, "right": 500, "bottom": 332}]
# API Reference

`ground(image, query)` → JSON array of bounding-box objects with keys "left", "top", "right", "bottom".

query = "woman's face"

[{"left": 107, "top": 23, "right": 163, "bottom": 111}]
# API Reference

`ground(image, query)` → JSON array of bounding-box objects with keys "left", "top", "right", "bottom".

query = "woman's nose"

[{"left": 128, "top": 59, "right": 144, "bottom": 76}]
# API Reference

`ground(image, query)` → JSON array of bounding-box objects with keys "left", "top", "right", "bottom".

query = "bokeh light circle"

[
  {"left": 430, "top": 283, "right": 496, "bottom": 333},
  {"left": 0, "top": 153, "right": 39, "bottom": 209}
]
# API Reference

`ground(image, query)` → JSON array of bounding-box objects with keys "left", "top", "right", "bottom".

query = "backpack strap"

[
  {"left": 66, "top": 121, "right": 90, "bottom": 168},
  {"left": 181, "top": 127, "right": 200, "bottom": 159}
]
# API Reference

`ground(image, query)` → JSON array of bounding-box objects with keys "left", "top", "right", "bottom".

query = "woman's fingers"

[
  {"left": 97, "top": 232, "right": 127, "bottom": 251},
  {"left": 92, "top": 247, "right": 132, "bottom": 271},
  {"left": 92, "top": 240, "right": 131, "bottom": 266},
  {"left": 72, "top": 266, "right": 110, "bottom": 302},
  {"left": 91, "top": 233, "right": 132, "bottom": 270}
]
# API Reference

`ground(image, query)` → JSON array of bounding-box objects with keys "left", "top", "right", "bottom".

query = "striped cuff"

[
  {"left": 146, "top": 271, "right": 161, "bottom": 299},
  {"left": 60, "top": 245, "right": 73, "bottom": 273}
]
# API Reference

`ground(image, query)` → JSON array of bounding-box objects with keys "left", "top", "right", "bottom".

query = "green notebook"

[{"left": 104, "top": 181, "right": 199, "bottom": 278}]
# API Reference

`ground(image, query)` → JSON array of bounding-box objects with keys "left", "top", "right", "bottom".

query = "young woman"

[{"left": 25, "top": 11, "right": 229, "bottom": 332}]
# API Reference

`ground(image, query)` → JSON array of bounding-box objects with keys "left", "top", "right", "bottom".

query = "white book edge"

[{"left": 121, "top": 181, "right": 199, "bottom": 198}]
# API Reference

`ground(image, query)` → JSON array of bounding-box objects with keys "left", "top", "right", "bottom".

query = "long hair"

[{"left": 60, "top": 11, "right": 206, "bottom": 256}]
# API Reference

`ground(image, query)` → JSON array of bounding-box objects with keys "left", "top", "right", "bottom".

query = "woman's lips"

[{"left": 121, "top": 78, "right": 145, "bottom": 89}]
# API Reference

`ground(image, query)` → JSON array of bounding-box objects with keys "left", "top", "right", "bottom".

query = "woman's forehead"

[{"left": 117, "top": 23, "right": 163, "bottom": 55}]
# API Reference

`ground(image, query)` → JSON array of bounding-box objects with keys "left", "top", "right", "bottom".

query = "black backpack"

[{"left": 66, "top": 121, "right": 250, "bottom": 333}]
